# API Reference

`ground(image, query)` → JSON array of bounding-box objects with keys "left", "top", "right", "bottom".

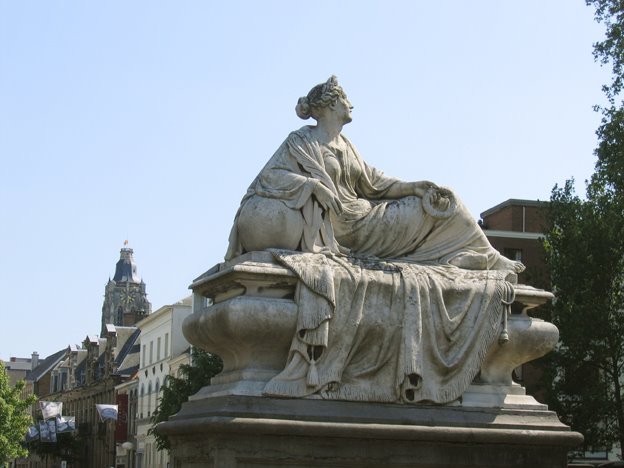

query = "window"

[
  {"left": 147, "top": 382, "right": 152, "bottom": 417},
  {"left": 51, "top": 371, "right": 58, "bottom": 392},
  {"left": 149, "top": 341, "right": 153, "bottom": 364},
  {"left": 140, "top": 384, "right": 145, "bottom": 419},
  {"left": 164, "top": 333, "right": 169, "bottom": 358},
  {"left": 142, "top": 345, "right": 146, "bottom": 368},
  {"left": 504, "top": 248, "right": 523, "bottom": 262},
  {"left": 157, "top": 337, "right": 161, "bottom": 361}
]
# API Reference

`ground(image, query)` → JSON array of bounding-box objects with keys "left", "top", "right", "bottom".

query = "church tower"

[{"left": 101, "top": 245, "right": 152, "bottom": 334}]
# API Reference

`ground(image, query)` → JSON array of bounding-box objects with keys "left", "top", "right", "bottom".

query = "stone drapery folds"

[
  {"left": 263, "top": 250, "right": 514, "bottom": 404},
  {"left": 227, "top": 127, "right": 509, "bottom": 270}
]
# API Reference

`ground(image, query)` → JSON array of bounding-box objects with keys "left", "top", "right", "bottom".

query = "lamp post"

[{"left": 121, "top": 441, "right": 134, "bottom": 468}]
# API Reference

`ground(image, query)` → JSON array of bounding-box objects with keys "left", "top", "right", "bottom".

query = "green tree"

[
  {"left": 544, "top": 180, "right": 624, "bottom": 451},
  {"left": 0, "top": 362, "right": 37, "bottom": 464},
  {"left": 586, "top": 0, "right": 624, "bottom": 201},
  {"left": 148, "top": 348, "right": 223, "bottom": 452},
  {"left": 542, "top": 0, "right": 624, "bottom": 454}
]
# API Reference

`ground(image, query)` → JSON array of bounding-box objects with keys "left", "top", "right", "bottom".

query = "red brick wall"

[
  {"left": 523, "top": 206, "right": 547, "bottom": 233},
  {"left": 483, "top": 204, "right": 545, "bottom": 233},
  {"left": 483, "top": 208, "right": 514, "bottom": 231}
]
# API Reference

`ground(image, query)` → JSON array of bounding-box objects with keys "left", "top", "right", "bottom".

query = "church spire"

[
  {"left": 101, "top": 243, "right": 151, "bottom": 334},
  {"left": 113, "top": 245, "right": 141, "bottom": 283}
]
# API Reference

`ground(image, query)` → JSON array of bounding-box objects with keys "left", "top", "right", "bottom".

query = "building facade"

[
  {"left": 480, "top": 198, "right": 549, "bottom": 288},
  {"left": 114, "top": 377, "right": 139, "bottom": 468},
  {"left": 134, "top": 297, "right": 192, "bottom": 468},
  {"left": 44, "top": 325, "right": 140, "bottom": 468},
  {"left": 2, "top": 354, "right": 38, "bottom": 387}
]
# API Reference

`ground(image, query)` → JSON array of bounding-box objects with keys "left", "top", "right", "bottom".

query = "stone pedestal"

[
  {"left": 158, "top": 252, "right": 583, "bottom": 467},
  {"left": 161, "top": 396, "right": 582, "bottom": 467}
]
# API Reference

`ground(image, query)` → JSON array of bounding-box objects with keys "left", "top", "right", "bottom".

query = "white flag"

[
  {"left": 40, "top": 401, "right": 62, "bottom": 420},
  {"left": 95, "top": 404, "right": 118, "bottom": 422},
  {"left": 56, "top": 415, "right": 76, "bottom": 433},
  {"left": 47, "top": 419, "right": 57, "bottom": 443},
  {"left": 25, "top": 425, "right": 39, "bottom": 442},
  {"left": 39, "top": 420, "right": 56, "bottom": 443}
]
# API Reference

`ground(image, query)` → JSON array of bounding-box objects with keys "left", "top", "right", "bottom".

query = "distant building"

[
  {"left": 3, "top": 353, "right": 39, "bottom": 387},
  {"left": 114, "top": 376, "right": 139, "bottom": 468},
  {"left": 134, "top": 297, "right": 193, "bottom": 468},
  {"left": 480, "top": 199, "right": 549, "bottom": 288},
  {"left": 21, "top": 245, "right": 150, "bottom": 468},
  {"left": 42, "top": 325, "right": 140, "bottom": 468},
  {"left": 29, "top": 349, "right": 69, "bottom": 400},
  {"left": 101, "top": 247, "right": 152, "bottom": 334}
]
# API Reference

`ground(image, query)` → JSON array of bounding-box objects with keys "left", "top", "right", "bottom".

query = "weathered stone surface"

[
  {"left": 159, "top": 396, "right": 582, "bottom": 468},
  {"left": 185, "top": 254, "right": 558, "bottom": 408},
  {"left": 226, "top": 76, "right": 525, "bottom": 276}
]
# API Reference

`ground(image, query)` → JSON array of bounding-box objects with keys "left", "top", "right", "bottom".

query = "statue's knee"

[{"left": 237, "top": 196, "right": 304, "bottom": 252}]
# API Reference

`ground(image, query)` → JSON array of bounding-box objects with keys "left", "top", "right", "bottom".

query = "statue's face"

[{"left": 334, "top": 95, "right": 353, "bottom": 124}]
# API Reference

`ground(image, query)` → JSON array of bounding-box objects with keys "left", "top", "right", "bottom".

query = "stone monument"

[{"left": 158, "top": 76, "right": 582, "bottom": 467}]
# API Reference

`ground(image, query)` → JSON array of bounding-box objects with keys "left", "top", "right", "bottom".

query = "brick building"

[
  {"left": 480, "top": 199, "right": 549, "bottom": 288},
  {"left": 480, "top": 198, "right": 550, "bottom": 401}
]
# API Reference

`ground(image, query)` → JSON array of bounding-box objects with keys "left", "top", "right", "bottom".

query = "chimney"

[{"left": 31, "top": 352, "right": 39, "bottom": 370}]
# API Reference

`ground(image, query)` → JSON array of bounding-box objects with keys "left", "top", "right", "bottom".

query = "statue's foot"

[
  {"left": 448, "top": 252, "right": 488, "bottom": 270},
  {"left": 492, "top": 255, "right": 526, "bottom": 273}
]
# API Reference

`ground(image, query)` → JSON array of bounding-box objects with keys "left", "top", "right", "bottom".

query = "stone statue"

[
  {"left": 208, "top": 76, "right": 549, "bottom": 405},
  {"left": 161, "top": 77, "right": 576, "bottom": 467},
  {"left": 226, "top": 75, "right": 524, "bottom": 274}
]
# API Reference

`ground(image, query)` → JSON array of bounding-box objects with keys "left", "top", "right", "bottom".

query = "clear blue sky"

[{"left": 0, "top": 1, "right": 609, "bottom": 360}]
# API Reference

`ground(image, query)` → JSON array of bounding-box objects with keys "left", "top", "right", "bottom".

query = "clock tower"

[{"left": 101, "top": 246, "right": 152, "bottom": 334}]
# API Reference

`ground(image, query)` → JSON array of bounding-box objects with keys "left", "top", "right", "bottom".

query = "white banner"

[
  {"left": 47, "top": 419, "right": 57, "bottom": 443},
  {"left": 38, "top": 420, "right": 57, "bottom": 443},
  {"left": 25, "top": 425, "right": 39, "bottom": 442},
  {"left": 95, "top": 404, "right": 118, "bottom": 422},
  {"left": 56, "top": 415, "right": 76, "bottom": 433},
  {"left": 40, "top": 401, "right": 62, "bottom": 420}
]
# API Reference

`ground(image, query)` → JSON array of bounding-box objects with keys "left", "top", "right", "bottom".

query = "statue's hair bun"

[{"left": 295, "top": 96, "right": 311, "bottom": 120}]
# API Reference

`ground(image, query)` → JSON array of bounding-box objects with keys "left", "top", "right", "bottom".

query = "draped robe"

[{"left": 226, "top": 126, "right": 515, "bottom": 403}]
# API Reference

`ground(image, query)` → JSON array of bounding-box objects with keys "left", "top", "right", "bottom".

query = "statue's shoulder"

[{"left": 286, "top": 125, "right": 314, "bottom": 143}]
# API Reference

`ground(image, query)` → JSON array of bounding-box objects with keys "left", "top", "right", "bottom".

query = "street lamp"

[{"left": 121, "top": 441, "right": 134, "bottom": 468}]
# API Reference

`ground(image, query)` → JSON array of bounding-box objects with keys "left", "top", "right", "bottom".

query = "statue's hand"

[
  {"left": 430, "top": 190, "right": 451, "bottom": 211},
  {"left": 422, "top": 186, "right": 457, "bottom": 219},
  {"left": 436, "top": 187, "right": 453, "bottom": 198},
  {"left": 313, "top": 182, "right": 343, "bottom": 214},
  {"left": 412, "top": 180, "right": 439, "bottom": 197}
]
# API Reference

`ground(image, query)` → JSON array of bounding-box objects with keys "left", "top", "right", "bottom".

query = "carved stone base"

[
  {"left": 185, "top": 253, "right": 559, "bottom": 408},
  {"left": 167, "top": 253, "right": 582, "bottom": 466},
  {"left": 159, "top": 395, "right": 582, "bottom": 468}
]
